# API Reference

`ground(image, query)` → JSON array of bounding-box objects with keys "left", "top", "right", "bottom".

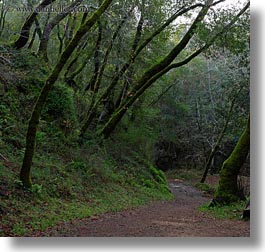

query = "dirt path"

[{"left": 35, "top": 180, "right": 250, "bottom": 237}]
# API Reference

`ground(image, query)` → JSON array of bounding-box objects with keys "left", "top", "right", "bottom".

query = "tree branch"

[
  {"left": 38, "top": 0, "right": 83, "bottom": 61},
  {"left": 13, "top": 0, "right": 57, "bottom": 49}
]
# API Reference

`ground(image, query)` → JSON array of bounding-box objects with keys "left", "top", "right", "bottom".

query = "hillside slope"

[{"left": 0, "top": 50, "right": 172, "bottom": 236}]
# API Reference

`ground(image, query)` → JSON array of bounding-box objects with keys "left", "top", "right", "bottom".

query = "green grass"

[
  {"left": 0, "top": 149, "right": 173, "bottom": 236},
  {"left": 0, "top": 183, "right": 172, "bottom": 236},
  {"left": 198, "top": 200, "right": 248, "bottom": 220}
]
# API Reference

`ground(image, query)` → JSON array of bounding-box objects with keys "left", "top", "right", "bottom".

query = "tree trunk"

[
  {"left": 79, "top": 9, "right": 137, "bottom": 137},
  {"left": 38, "top": 0, "right": 83, "bottom": 61},
  {"left": 27, "top": 27, "right": 37, "bottom": 49},
  {"left": 200, "top": 89, "right": 240, "bottom": 183},
  {"left": 86, "top": 19, "right": 102, "bottom": 91},
  {"left": 20, "top": 0, "right": 113, "bottom": 188},
  {"left": 13, "top": 0, "right": 57, "bottom": 49},
  {"left": 27, "top": 17, "right": 43, "bottom": 49},
  {"left": 211, "top": 116, "right": 250, "bottom": 205},
  {"left": 0, "top": 0, "right": 8, "bottom": 37}
]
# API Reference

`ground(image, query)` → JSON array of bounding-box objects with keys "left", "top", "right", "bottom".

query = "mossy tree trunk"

[
  {"left": 85, "top": 19, "right": 103, "bottom": 92},
  {"left": 212, "top": 116, "right": 250, "bottom": 205},
  {"left": 79, "top": 3, "right": 204, "bottom": 137},
  {"left": 98, "top": 1, "right": 249, "bottom": 138},
  {"left": 20, "top": 0, "right": 113, "bottom": 188},
  {"left": 79, "top": 7, "right": 143, "bottom": 139}
]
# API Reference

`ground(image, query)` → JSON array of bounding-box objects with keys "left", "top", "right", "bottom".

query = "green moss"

[{"left": 213, "top": 117, "right": 250, "bottom": 204}]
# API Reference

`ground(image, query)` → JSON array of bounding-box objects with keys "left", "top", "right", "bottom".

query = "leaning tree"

[
  {"left": 20, "top": 0, "right": 113, "bottom": 188},
  {"left": 211, "top": 116, "right": 250, "bottom": 205}
]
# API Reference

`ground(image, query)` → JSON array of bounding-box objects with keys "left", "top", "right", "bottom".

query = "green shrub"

[{"left": 44, "top": 84, "right": 77, "bottom": 124}]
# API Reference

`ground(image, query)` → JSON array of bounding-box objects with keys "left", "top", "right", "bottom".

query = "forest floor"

[{"left": 33, "top": 176, "right": 250, "bottom": 237}]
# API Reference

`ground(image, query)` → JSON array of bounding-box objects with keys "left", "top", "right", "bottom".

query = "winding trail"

[{"left": 36, "top": 179, "right": 250, "bottom": 237}]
